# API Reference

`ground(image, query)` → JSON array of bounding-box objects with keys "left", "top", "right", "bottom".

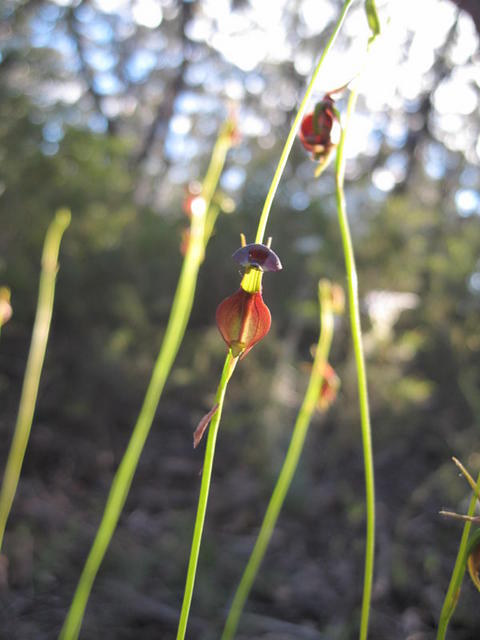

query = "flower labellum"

[
  {"left": 216, "top": 287, "right": 271, "bottom": 358},
  {"left": 299, "top": 95, "right": 341, "bottom": 168},
  {"left": 232, "top": 243, "right": 282, "bottom": 272}
]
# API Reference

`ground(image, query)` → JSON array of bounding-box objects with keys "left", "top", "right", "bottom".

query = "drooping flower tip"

[
  {"left": 224, "top": 118, "right": 241, "bottom": 146},
  {"left": 299, "top": 95, "right": 341, "bottom": 162},
  {"left": 232, "top": 243, "right": 282, "bottom": 272},
  {"left": 216, "top": 287, "right": 271, "bottom": 358},
  {"left": 318, "top": 363, "right": 340, "bottom": 411},
  {"left": 179, "top": 228, "right": 190, "bottom": 256}
]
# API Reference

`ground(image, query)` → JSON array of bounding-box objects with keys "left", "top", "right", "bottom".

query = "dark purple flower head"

[{"left": 232, "top": 243, "right": 282, "bottom": 272}]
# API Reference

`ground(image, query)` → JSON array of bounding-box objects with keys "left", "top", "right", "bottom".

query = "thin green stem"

[
  {"left": 176, "top": 352, "right": 238, "bottom": 640},
  {"left": 452, "top": 457, "right": 480, "bottom": 503},
  {"left": 203, "top": 122, "right": 234, "bottom": 206},
  {"left": 0, "top": 209, "right": 70, "bottom": 551},
  {"left": 437, "top": 471, "right": 480, "bottom": 639},
  {"left": 335, "top": 89, "right": 375, "bottom": 640},
  {"left": 59, "top": 125, "right": 233, "bottom": 640},
  {"left": 221, "top": 281, "right": 336, "bottom": 640},
  {"left": 176, "top": 3, "right": 356, "bottom": 635},
  {"left": 254, "top": 0, "right": 354, "bottom": 245},
  {"left": 203, "top": 203, "right": 221, "bottom": 249}
]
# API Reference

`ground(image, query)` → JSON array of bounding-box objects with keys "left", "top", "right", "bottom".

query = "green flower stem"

[
  {"left": 437, "top": 471, "right": 480, "bottom": 640},
  {"left": 59, "top": 125, "right": 234, "bottom": 640},
  {"left": 0, "top": 209, "right": 71, "bottom": 551},
  {"left": 203, "top": 122, "right": 235, "bottom": 207},
  {"left": 176, "top": 352, "right": 238, "bottom": 640},
  {"left": 203, "top": 203, "right": 221, "bottom": 249},
  {"left": 221, "top": 280, "right": 336, "bottom": 640},
  {"left": 335, "top": 88, "right": 375, "bottom": 640},
  {"left": 176, "top": 3, "right": 356, "bottom": 635},
  {"left": 254, "top": 0, "right": 354, "bottom": 246}
]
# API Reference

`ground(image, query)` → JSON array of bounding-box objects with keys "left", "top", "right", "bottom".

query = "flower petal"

[
  {"left": 232, "top": 244, "right": 282, "bottom": 272},
  {"left": 216, "top": 288, "right": 271, "bottom": 358}
]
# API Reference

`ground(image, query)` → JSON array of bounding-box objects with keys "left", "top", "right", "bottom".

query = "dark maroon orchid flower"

[
  {"left": 299, "top": 95, "right": 341, "bottom": 165},
  {"left": 216, "top": 287, "right": 271, "bottom": 359},
  {"left": 232, "top": 243, "right": 282, "bottom": 272}
]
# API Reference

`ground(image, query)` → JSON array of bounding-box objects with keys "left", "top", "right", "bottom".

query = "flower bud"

[
  {"left": 299, "top": 95, "right": 341, "bottom": 164},
  {"left": 216, "top": 287, "right": 271, "bottom": 358}
]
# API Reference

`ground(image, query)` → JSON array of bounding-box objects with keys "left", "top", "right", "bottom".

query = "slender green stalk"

[
  {"left": 0, "top": 209, "right": 71, "bottom": 551},
  {"left": 437, "top": 471, "right": 480, "bottom": 639},
  {"left": 176, "top": 353, "right": 238, "bottom": 640},
  {"left": 254, "top": 0, "right": 354, "bottom": 245},
  {"left": 221, "top": 280, "right": 336, "bottom": 640},
  {"left": 335, "top": 89, "right": 375, "bottom": 640},
  {"left": 59, "top": 124, "right": 234, "bottom": 640},
  {"left": 175, "top": 4, "right": 356, "bottom": 636}
]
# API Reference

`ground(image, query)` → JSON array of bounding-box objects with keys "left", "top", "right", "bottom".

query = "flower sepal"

[{"left": 216, "top": 287, "right": 271, "bottom": 359}]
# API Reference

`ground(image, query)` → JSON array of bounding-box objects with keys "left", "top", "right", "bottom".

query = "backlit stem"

[
  {"left": 254, "top": 0, "right": 354, "bottom": 245},
  {"left": 221, "top": 280, "right": 336, "bottom": 640},
  {"left": 176, "top": 352, "right": 238, "bottom": 640},
  {"left": 335, "top": 88, "right": 375, "bottom": 640},
  {"left": 437, "top": 471, "right": 480, "bottom": 639},
  {"left": 60, "top": 122, "right": 234, "bottom": 640},
  {"left": 0, "top": 210, "right": 70, "bottom": 551}
]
